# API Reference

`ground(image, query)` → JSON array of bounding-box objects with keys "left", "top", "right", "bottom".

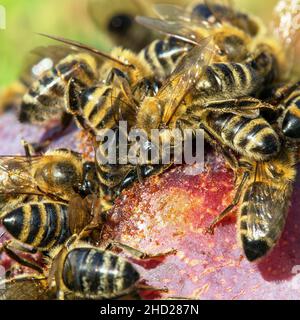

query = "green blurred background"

[{"left": 0, "top": 0, "right": 277, "bottom": 88}]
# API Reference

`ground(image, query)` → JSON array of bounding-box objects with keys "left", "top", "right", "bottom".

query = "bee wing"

[
  {"left": 157, "top": 37, "right": 213, "bottom": 125},
  {"left": 20, "top": 45, "right": 76, "bottom": 86},
  {"left": 242, "top": 153, "right": 294, "bottom": 258},
  {"left": 136, "top": 16, "right": 201, "bottom": 46},
  {"left": 0, "top": 275, "right": 50, "bottom": 300},
  {"left": 153, "top": 3, "right": 194, "bottom": 22},
  {"left": 0, "top": 156, "right": 45, "bottom": 195}
]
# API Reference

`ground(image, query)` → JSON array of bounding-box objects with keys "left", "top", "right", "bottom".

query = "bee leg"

[
  {"left": 135, "top": 284, "right": 168, "bottom": 294},
  {"left": 179, "top": 116, "right": 239, "bottom": 180},
  {"left": 0, "top": 240, "right": 44, "bottom": 274},
  {"left": 202, "top": 97, "right": 276, "bottom": 118},
  {"left": 65, "top": 78, "right": 97, "bottom": 140},
  {"left": 21, "top": 139, "right": 36, "bottom": 157},
  {"left": 268, "top": 82, "right": 300, "bottom": 104},
  {"left": 107, "top": 68, "right": 137, "bottom": 110},
  {"left": 136, "top": 165, "right": 143, "bottom": 183},
  {"left": 199, "top": 122, "right": 239, "bottom": 171},
  {"left": 205, "top": 170, "right": 250, "bottom": 235},
  {"left": 29, "top": 112, "right": 74, "bottom": 153},
  {"left": 106, "top": 241, "right": 176, "bottom": 259}
]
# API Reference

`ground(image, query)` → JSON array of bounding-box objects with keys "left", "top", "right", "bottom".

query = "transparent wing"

[
  {"left": 244, "top": 151, "right": 294, "bottom": 246},
  {"left": 0, "top": 275, "right": 50, "bottom": 300},
  {"left": 153, "top": 3, "right": 194, "bottom": 22},
  {"left": 20, "top": 45, "right": 75, "bottom": 86},
  {"left": 157, "top": 37, "right": 213, "bottom": 125},
  {"left": 0, "top": 156, "right": 46, "bottom": 195},
  {"left": 136, "top": 16, "right": 201, "bottom": 45}
]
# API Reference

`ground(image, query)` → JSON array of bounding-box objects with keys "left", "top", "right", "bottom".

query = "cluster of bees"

[{"left": 0, "top": 0, "right": 300, "bottom": 299}]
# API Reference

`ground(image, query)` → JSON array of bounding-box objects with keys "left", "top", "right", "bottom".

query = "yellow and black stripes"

[
  {"left": 2, "top": 202, "right": 70, "bottom": 251},
  {"left": 81, "top": 86, "right": 122, "bottom": 132},
  {"left": 238, "top": 182, "right": 288, "bottom": 261},
  {"left": 194, "top": 62, "right": 259, "bottom": 101},
  {"left": 281, "top": 87, "right": 300, "bottom": 139},
  {"left": 62, "top": 248, "right": 139, "bottom": 298},
  {"left": 139, "top": 37, "right": 191, "bottom": 80},
  {"left": 206, "top": 112, "right": 280, "bottom": 160},
  {"left": 20, "top": 53, "right": 97, "bottom": 124},
  {"left": 235, "top": 149, "right": 296, "bottom": 261}
]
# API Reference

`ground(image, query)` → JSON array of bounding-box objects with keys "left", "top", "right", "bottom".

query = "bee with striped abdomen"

[
  {"left": 18, "top": 34, "right": 157, "bottom": 148},
  {"left": 0, "top": 193, "right": 102, "bottom": 273},
  {"left": 261, "top": 81, "right": 300, "bottom": 141},
  {"left": 206, "top": 147, "right": 297, "bottom": 261},
  {"left": 0, "top": 46, "right": 64, "bottom": 115},
  {"left": 137, "top": 39, "right": 280, "bottom": 163},
  {"left": 0, "top": 145, "right": 102, "bottom": 270},
  {"left": 0, "top": 147, "right": 98, "bottom": 201},
  {"left": 0, "top": 235, "right": 173, "bottom": 300},
  {"left": 38, "top": 36, "right": 167, "bottom": 211},
  {"left": 136, "top": 0, "right": 265, "bottom": 80},
  {"left": 19, "top": 48, "right": 98, "bottom": 126}
]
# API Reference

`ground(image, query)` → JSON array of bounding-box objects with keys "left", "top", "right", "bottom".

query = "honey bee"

[
  {"left": 0, "top": 148, "right": 98, "bottom": 201},
  {"left": 66, "top": 76, "right": 167, "bottom": 211},
  {"left": 253, "top": 0, "right": 300, "bottom": 140},
  {"left": 18, "top": 34, "right": 156, "bottom": 147},
  {"left": 136, "top": 0, "right": 265, "bottom": 80},
  {"left": 0, "top": 235, "right": 172, "bottom": 300},
  {"left": 0, "top": 48, "right": 59, "bottom": 114},
  {"left": 137, "top": 39, "right": 280, "bottom": 162},
  {"left": 207, "top": 146, "right": 297, "bottom": 261},
  {"left": 19, "top": 50, "right": 98, "bottom": 126},
  {"left": 87, "top": 0, "right": 192, "bottom": 52},
  {"left": 0, "top": 194, "right": 102, "bottom": 273},
  {"left": 0, "top": 145, "right": 102, "bottom": 270},
  {"left": 261, "top": 80, "right": 300, "bottom": 141},
  {"left": 37, "top": 36, "right": 169, "bottom": 210}
]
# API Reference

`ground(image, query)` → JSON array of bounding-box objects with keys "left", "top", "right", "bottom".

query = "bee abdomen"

[
  {"left": 208, "top": 113, "right": 280, "bottom": 160},
  {"left": 140, "top": 38, "right": 189, "bottom": 80},
  {"left": 2, "top": 202, "right": 70, "bottom": 250},
  {"left": 239, "top": 182, "right": 286, "bottom": 261},
  {"left": 80, "top": 86, "right": 121, "bottom": 133},
  {"left": 62, "top": 248, "right": 139, "bottom": 298},
  {"left": 20, "top": 54, "right": 97, "bottom": 124},
  {"left": 198, "top": 63, "right": 258, "bottom": 99},
  {"left": 282, "top": 94, "right": 300, "bottom": 139}
]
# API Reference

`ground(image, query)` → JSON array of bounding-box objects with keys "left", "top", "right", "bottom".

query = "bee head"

[
  {"left": 219, "top": 34, "right": 248, "bottom": 61},
  {"left": 76, "top": 161, "right": 99, "bottom": 197}
]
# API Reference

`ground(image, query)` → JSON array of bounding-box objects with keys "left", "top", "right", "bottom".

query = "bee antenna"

[{"left": 36, "top": 33, "right": 135, "bottom": 70}]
